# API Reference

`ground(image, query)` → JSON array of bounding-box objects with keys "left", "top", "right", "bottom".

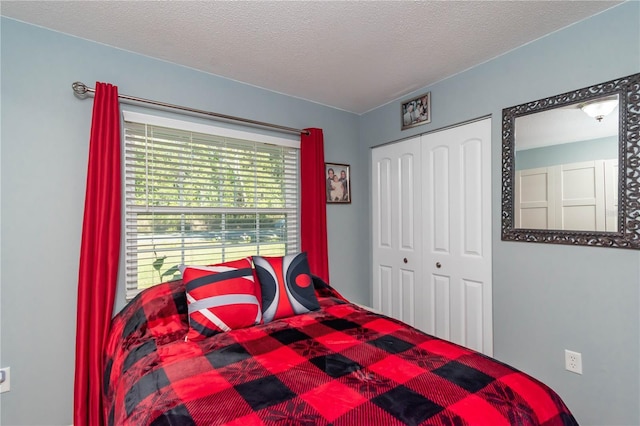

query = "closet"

[{"left": 371, "top": 118, "right": 493, "bottom": 355}]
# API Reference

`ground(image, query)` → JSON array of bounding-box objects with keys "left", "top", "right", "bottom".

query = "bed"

[{"left": 104, "top": 255, "right": 577, "bottom": 426}]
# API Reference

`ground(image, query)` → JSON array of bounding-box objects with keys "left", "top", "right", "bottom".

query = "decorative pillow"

[
  {"left": 182, "top": 258, "right": 261, "bottom": 341},
  {"left": 252, "top": 252, "right": 320, "bottom": 323}
]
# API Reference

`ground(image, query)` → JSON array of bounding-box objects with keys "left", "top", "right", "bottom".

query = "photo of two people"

[{"left": 325, "top": 163, "right": 351, "bottom": 203}]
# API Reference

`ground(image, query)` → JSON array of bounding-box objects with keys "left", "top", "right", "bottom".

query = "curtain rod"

[{"left": 71, "top": 82, "right": 309, "bottom": 136}]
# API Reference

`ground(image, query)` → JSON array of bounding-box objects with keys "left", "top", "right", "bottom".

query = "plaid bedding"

[{"left": 104, "top": 279, "right": 577, "bottom": 426}]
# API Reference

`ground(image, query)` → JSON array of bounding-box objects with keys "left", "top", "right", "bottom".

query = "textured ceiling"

[{"left": 1, "top": 1, "right": 622, "bottom": 114}]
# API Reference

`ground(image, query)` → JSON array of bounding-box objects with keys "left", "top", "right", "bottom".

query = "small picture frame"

[
  {"left": 401, "top": 92, "right": 431, "bottom": 130},
  {"left": 325, "top": 163, "right": 351, "bottom": 204}
]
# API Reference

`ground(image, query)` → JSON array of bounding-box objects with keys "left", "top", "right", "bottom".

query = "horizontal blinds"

[{"left": 123, "top": 120, "right": 299, "bottom": 299}]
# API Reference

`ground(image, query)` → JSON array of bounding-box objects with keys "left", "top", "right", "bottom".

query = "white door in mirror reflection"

[{"left": 515, "top": 159, "right": 618, "bottom": 231}]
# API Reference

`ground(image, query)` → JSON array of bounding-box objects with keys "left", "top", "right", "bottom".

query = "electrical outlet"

[
  {"left": 565, "top": 350, "right": 582, "bottom": 374},
  {"left": 0, "top": 367, "right": 10, "bottom": 393}
]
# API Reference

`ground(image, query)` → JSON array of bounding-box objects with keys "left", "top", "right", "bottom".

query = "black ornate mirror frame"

[{"left": 502, "top": 72, "right": 640, "bottom": 249}]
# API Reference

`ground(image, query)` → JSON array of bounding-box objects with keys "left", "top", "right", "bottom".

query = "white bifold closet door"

[
  {"left": 371, "top": 135, "right": 423, "bottom": 332},
  {"left": 372, "top": 118, "right": 493, "bottom": 356}
]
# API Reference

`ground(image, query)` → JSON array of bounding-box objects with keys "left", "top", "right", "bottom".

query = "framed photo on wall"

[
  {"left": 401, "top": 92, "right": 431, "bottom": 130},
  {"left": 325, "top": 163, "right": 351, "bottom": 204}
]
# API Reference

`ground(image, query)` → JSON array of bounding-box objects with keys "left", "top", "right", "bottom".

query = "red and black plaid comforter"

[{"left": 104, "top": 279, "right": 577, "bottom": 426}]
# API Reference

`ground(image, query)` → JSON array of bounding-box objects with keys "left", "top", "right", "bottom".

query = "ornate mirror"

[{"left": 502, "top": 73, "right": 640, "bottom": 249}]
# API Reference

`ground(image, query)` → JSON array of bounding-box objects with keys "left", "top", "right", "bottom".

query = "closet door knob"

[
  {"left": 436, "top": 262, "right": 441, "bottom": 268},
  {"left": 403, "top": 258, "right": 408, "bottom": 264}
]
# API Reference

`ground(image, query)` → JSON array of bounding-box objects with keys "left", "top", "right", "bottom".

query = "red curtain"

[
  {"left": 300, "top": 128, "right": 330, "bottom": 283},
  {"left": 74, "top": 83, "right": 121, "bottom": 426}
]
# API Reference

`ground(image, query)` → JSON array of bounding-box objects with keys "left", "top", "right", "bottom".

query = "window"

[{"left": 123, "top": 112, "right": 300, "bottom": 300}]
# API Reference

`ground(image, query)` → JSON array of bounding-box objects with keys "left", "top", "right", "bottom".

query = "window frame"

[{"left": 122, "top": 111, "right": 301, "bottom": 300}]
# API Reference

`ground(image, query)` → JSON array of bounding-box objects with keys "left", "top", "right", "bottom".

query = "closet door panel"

[
  {"left": 433, "top": 275, "right": 451, "bottom": 340},
  {"left": 421, "top": 118, "right": 493, "bottom": 356},
  {"left": 377, "top": 158, "right": 393, "bottom": 248},
  {"left": 430, "top": 146, "right": 450, "bottom": 253},
  {"left": 461, "top": 138, "right": 483, "bottom": 256},
  {"left": 400, "top": 153, "right": 417, "bottom": 250},
  {"left": 371, "top": 137, "right": 422, "bottom": 328}
]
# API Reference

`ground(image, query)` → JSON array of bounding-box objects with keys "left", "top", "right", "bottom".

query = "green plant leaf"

[
  {"left": 161, "top": 265, "right": 180, "bottom": 278},
  {"left": 152, "top": 256, "right": 167, "bottom": 271}
]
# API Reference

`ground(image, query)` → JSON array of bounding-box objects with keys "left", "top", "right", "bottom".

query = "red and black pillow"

[
  {"left": 252, "top": 252, "right": 320, "bottom": 323},
  {"left": 182, "top": 258, "right": 261, "bottom": 341}
]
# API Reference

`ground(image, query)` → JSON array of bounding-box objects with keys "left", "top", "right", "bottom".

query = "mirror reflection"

[
  {"left": 514, "top": 94, "right": 619, "bottom": 232},
  {"left": 501, "top": 72, "right": 640, "bottom": 249}
]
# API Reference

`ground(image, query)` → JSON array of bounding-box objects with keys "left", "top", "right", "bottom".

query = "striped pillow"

[
  {"left": 252, "top": 252, "right": 320, "bottom": 323},
  {"left": 182, "top": 258, "right": 261, "bottom": 341}
]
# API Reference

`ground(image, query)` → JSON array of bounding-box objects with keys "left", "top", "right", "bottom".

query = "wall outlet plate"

[
  {"left": 0, "top": 367, "right": 10, "bottom": 393},
  {"left": 565, "top": 350, "right": 582, "bottom": 374}
]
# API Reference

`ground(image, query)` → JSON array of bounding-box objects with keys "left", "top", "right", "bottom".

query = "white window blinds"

[{"left": 123, "top": 112, "right": 300, "bottom": 299}]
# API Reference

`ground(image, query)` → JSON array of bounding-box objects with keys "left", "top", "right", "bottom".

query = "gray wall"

[
  {"left": 516, "top": 136, "right": 618, "bottom": 170},
  {"left": 359, "top": 3, "right": 639, "bottom": 425},
  {"left": 1, "top": 3, "right": 639, "bottom": 425},
  {"left": 0, "top": 18, "right": 363, "bottom": 425}
]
